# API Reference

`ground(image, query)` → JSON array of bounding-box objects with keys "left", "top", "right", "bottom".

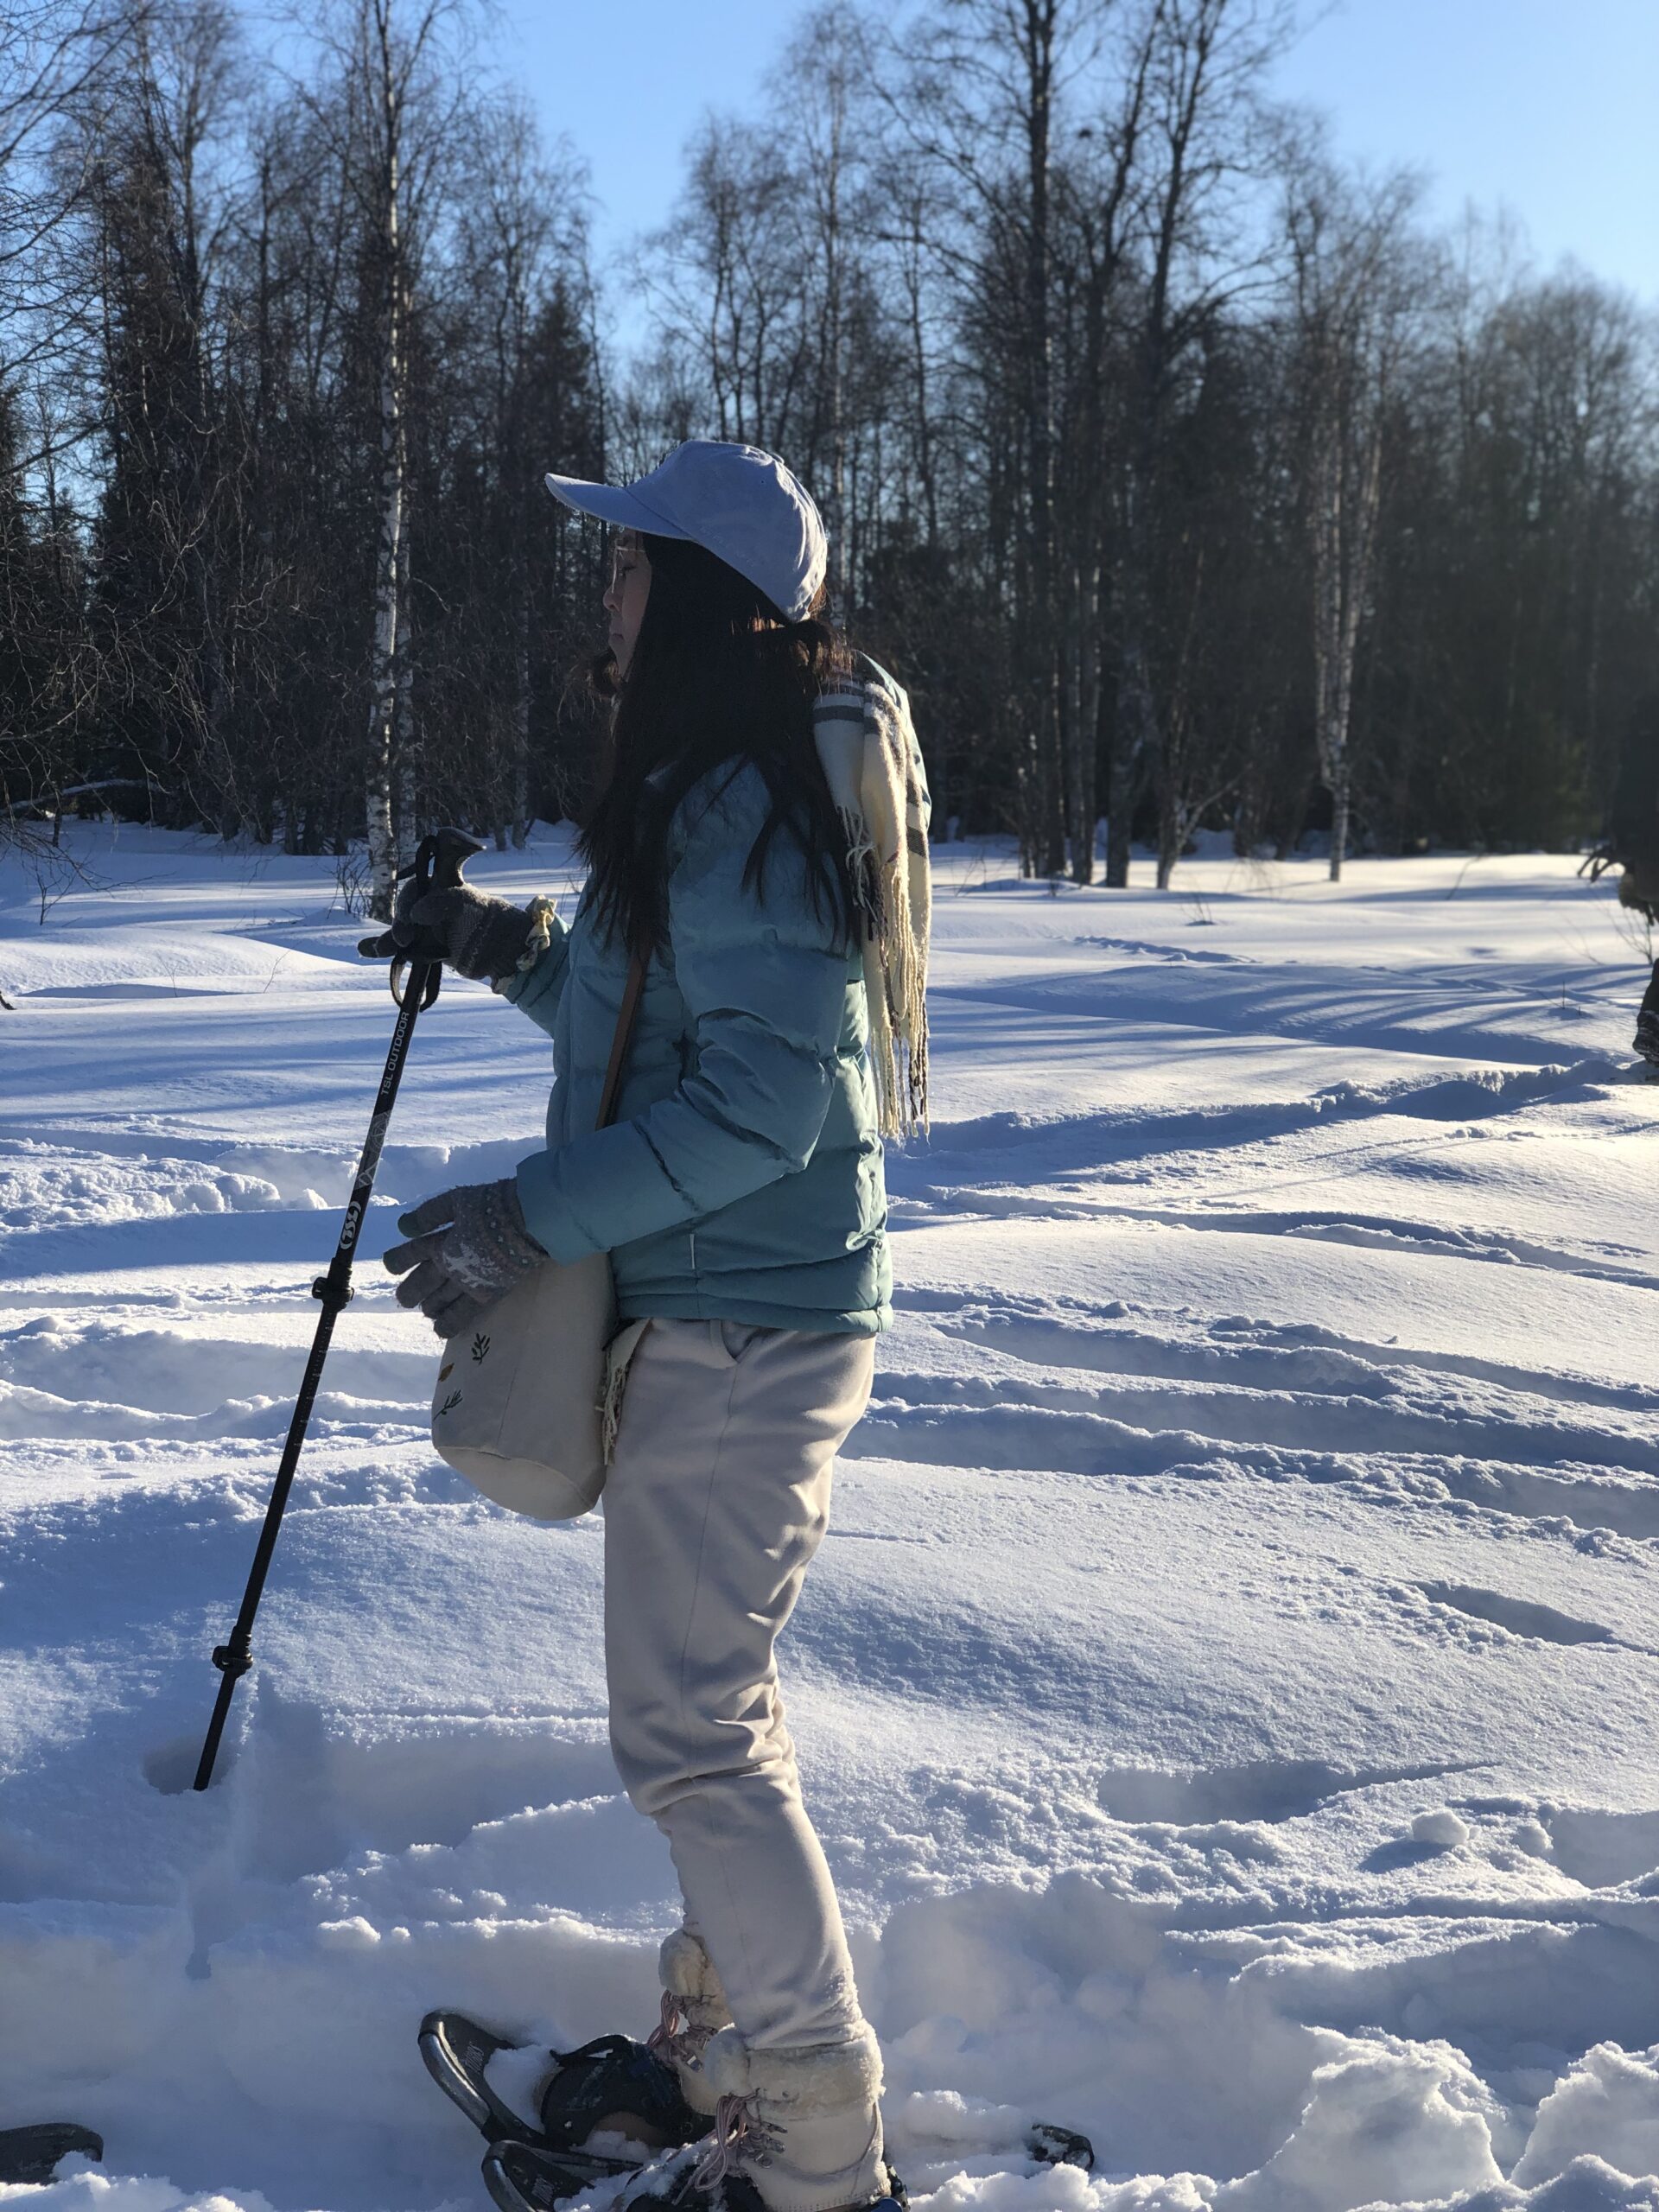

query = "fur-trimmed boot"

[
  {"left": 677, "top": 2024, "right": 893, "bottom": 2212},
  {"left": 648, "top": 1929, "right": 734, "bottom": 2120}
]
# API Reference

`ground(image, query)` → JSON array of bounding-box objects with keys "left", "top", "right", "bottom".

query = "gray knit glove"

[
  {"left": 359, "top": 883, "right": 540, "bottom": 985},
  {"left": 383, "top": 1177, "right": 547, "bottom": 1336}
]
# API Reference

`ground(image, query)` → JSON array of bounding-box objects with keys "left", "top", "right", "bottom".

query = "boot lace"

[
  {"left": 646, "top": 1991, "right": 718, "bottom": 2072},
  {"left": 645, "top": 1990, "right": 680, "bottom": 2057},
  {"left": 691, "top": 2091, "right": 771, "bottom": 2195}
]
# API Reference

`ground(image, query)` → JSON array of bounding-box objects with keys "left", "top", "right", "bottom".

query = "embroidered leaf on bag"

[
  {"left": 438, "top": 1363, "right": 454, "bottom": 1382},
  {"left": 471, "top": 1333, "right": 491, "bottom": 1363},
  {"left": 437, "top": 1390, "right": 462, "bottom": 1417}
]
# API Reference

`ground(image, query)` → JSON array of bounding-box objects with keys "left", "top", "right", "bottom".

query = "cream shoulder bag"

[{"left": 429, "top": 952, "right": 648, "bottom": 1521}]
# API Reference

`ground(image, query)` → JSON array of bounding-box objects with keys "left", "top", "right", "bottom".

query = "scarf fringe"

[{"left": 814, "top": 675, "right": 931, "bottom": 1140}]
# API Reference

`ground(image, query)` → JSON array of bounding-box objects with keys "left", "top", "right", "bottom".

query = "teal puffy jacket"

[{"left": 502, "top": 758, "right": 891, "bottom": 1335}]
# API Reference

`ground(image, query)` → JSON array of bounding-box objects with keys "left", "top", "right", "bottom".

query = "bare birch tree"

[
  {"left": 0, "top": 0, "right": 136, "bottom": 872},
  {"left": 890, "top": 0, "right": 1115, "bottom": 877},
  {"left": 357, "top": 0, "right": 418, "bottom": 913},
  {"left": 3, "top": 0, "right": 1656, "bottom": 882},
  {"left": 300, "top": 0, "right": 464, "bottom": 916},
  {"left": 1054, "top": 0, "right": 1157, "bottom": 880},
  {"left": 0, "top": 0, "right": 138, "bottom": 373},
  {"left": 1285, "top": 151, "right": 1422, "bottom": 880},
  {"left": 1104, "top": 0, "right": 1290, "bottom": 889}
]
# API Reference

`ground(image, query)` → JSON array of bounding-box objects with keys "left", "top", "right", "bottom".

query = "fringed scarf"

[{"left": 812, "top": 664, "right": 931, "bottom": 1138}]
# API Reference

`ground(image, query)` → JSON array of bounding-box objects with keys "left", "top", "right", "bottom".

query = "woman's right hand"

[{"left": 358, "top": 881, "right": 543, "bottom": 985}]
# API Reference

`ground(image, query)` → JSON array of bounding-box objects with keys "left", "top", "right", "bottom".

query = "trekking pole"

[{"left": 193, "top": 826, "right": 485, "bottom": 1791}]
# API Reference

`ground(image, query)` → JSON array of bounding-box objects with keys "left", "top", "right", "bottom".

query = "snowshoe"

[
  {"left": 560, "top": 2138, "right": 907, "bottom": 2212},
  {"left": 0, "top": 2123, "right": 104, "bottom": 2183},
  {"left": 1027, "top": 2120, "right": 1095, "bottom": 2171},
  {"left": 420, "top": 2008, "right": 702, "bottom": 2156},
  {"left": 480, "top": 2136, "right": 642, "bottom": 2212},
  {"left": 607, "top": 2175, "right": 907, "bottom": 2212}
]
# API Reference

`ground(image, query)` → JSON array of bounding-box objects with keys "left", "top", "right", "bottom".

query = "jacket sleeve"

[
  {"left": 496, "top": 912, "right": 570, "bottom": 1039},
  {"left": 514, "top": 772, "right": 848, "bottom": 1264}
]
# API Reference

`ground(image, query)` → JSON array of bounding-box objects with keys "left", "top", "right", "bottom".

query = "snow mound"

[{"left": 3, "top": 829, "right": 1657, "bottom": 2212}]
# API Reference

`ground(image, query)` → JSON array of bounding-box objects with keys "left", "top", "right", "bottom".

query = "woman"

[{"left": 375, "top": 441, "right": 929, "bottom": 2212}]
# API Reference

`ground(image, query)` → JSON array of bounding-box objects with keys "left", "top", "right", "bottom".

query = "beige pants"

[{"left": 603, "top": 1317, "right": 877, "bottom": 2055}]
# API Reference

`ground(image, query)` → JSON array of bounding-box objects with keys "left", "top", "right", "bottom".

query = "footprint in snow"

[{"left": 1416, "top": 1580, "right": 1650, "bottom": 1655}]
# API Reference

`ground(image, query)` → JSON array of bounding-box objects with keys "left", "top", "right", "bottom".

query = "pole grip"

[{"left": 390, "top": 829, "right": 486, "bottom": 1007}]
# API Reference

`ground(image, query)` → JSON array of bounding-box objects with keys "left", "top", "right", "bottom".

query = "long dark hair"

[{"left": 579, "top": 533, "right": 854, "bottom": 958}]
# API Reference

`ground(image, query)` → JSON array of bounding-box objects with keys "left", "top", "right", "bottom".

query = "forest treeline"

[{"left": 3, "top": 0, "right": 1656, "bottom": 914}]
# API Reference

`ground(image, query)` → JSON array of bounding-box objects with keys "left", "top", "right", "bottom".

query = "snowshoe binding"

[
  {"left": 421, "top": 2007, "right": 706, "bottom": 2209},
  {"left": 585, "top": 2075, "right": 909, "bottom": 2212},
  {"left": 1027, "top": 2120, "right": 1095, "bottom": 2171},
  {"left": 524, "top": 2138, "right": 908, "bottom": 2212}
]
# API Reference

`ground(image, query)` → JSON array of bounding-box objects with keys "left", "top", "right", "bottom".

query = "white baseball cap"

[{"left": 543, "top": 439, "right": 828, "bottom": 622}]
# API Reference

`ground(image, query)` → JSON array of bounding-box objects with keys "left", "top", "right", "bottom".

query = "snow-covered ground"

[{"left": 3, "top": 824, "right": 1658, "bottom": 2212}]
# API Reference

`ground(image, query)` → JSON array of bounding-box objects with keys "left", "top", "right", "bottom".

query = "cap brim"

[{"left": 543, "top": 472, "right": 691, "bottom": 539}]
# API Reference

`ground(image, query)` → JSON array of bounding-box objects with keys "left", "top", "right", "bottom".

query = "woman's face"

[{"left": 604, "top": 532, "right": 652, "bottom": 679}]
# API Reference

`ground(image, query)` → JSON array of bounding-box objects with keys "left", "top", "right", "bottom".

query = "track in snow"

[{"left": 3, "top": 830, "right": 1658, "bottom": 2212}]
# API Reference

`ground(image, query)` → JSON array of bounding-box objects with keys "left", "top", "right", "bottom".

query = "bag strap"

[{"left": 595, "top": 952, "right": 648, "bottom": 1132}]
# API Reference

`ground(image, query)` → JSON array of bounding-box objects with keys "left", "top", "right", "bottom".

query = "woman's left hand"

[
  {"left": 358, "top": 883, "right": 545, "bottom": 984},
  {"left": 384, "top": 1178, "right": 547, "bottom": 1336}
]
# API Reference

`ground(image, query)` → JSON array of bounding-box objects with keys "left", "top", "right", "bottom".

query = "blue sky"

[{"left": 493, "top": 0, "right": 1657, "bottom": 324}]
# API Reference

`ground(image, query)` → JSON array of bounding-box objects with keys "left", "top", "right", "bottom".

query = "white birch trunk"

[
  {"left": 1311, "top": 369, "right": 1383, "bottom": 886},
  {"left": 1078, "top": 556, "right": 1102, "bottom": 881},
  {"left": 365, "top": 337, "right": 403, "bottom": 914},
  {"left": 364, "top": 14, "right": 405, "bottom": 924},
  {"left": 1310, "top": 391, "right": 1344, "bottom": 881},
  {"left": 391, "top": 514, "right": 416, "bottom": 863}
]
